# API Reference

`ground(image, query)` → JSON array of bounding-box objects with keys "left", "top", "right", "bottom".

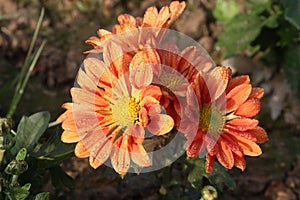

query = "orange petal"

[
  {"left": 110, "top": 139, "right": 130, "bottom": 175},
  {"left": 89, "top": 156, "right": 103, "bottom": 169},
  {"left": 74, "top": 141, "right": 90, "bottom": 158},
  {"left": 249, "top": 87, "right": 264, "bottom": 99},
  {"left": 248, "top": 126, "right": 268, "bottom": 143},
  {"left": 226, "top": 84, "right": 252, "bottom": 112},
  {"left": 233, "top": 153, "right": 246, "bottom": 171},
  {"left": 142, "top": 6, "right": 159, "bottom": 27},
  {"left": 216, "top": 140, "right": 234, "bottom": 170},
  {"left": 139, "top": 85, "right": 162, "bottom": 101},
  {"left": 129, "top": 64, "right": 153, "bottom": 89},
  {"left": 130, "top": 49, "right": 161, "bottom": 69},
  {"left": 167, "top": 1, "right": 186, "bottom": 27},
  {"left": 227, "top": 75, "right": 250, "bottom": 92},
  {"left": 117, "top": 14, "right": 136, "bottom": 26},
  {"left": 226, "top": 118, "right": 259, "bottom": 131},
  {"left": 226, "top": 128, "right": 257, "bottom": 142},
  {"left": 77, "top": 67, "right": 98, "bottom": 92},
  {"left": 235, "top": 135, "right": 262, "bottom": 156},
  {"left": 234, "top": 98, "right": 261, "bottom": 118},
  {"left": 147, "top": 114, "right": 174, "bottom": 135},
  {"left": 61, "top": 131, "right": 80, "bottom": 143},
  {"left": 71, "top": 88, "right": 109, "bottom": 107},
  {"left": 221, "top": 134, "right": 243, "bottom": 157},
  {"left": 130, "top": 142, "right": 151, "bottom": 167}
]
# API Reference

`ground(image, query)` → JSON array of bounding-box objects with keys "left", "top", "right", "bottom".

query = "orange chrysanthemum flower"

[
  {"left": 57, "top": 45, "right": 174, "bottom": 175},
  {"left": 184, "top": 66, "right": 268, "bottom": 173},
  {"left": 85, "top": 1, "right": 186, "bottom": 54}
]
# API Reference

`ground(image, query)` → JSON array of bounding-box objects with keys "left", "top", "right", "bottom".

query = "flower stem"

[{"left": 6, "top": 8, "right": 45, "bottom": 119}]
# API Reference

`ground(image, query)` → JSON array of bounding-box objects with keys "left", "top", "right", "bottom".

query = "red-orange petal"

[
  {"left": 227, "top": 75, "right": 250, "bottom": 92},
  {"left": 130, "top": 142, "right": 151, "bottom": 167},
  {"left": 233, "top": 153, "right": 246, "bottom": 171},
  {"left": 234, "top": 98, "right": 261, "bottom": 118},
  {"left": 206, "top": 153, "right": 215, "bottom": 173},
  {"left": 235, "top": 135, "right": 262, "bottom": 156},
  {"left": 226, "top": 84, "right": 252, "bottom": 112},
  {"left": 216, "top": 140, "right": 234, "bottom": 170},
  {"left": 226, "top": 118, "right": 259, "bottom": 131},
  {"left": 249, "top": 87, "right": 264, "bottom": 99},
  {"left": 248, "top": 126, "right": 268, "bottom": 143}
]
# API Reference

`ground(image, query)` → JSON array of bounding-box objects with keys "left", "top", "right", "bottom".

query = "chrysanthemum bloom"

[
  {"left": 57, "top": 45, "right": 174, "bottom": 175},
  {"left": 84, "top": 1, "right": 186, "bottom": 54},
  {"left": 185, "top": 66, "right": 268, "bottom": 173},
  {"left": 154, "top": 42, "right": 214, "bottom": 126}
]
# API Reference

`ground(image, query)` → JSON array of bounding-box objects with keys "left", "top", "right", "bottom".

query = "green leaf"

[
  {"left": 34, "top": 192, "right": 50, "bottom": 200},
  {"left": 5, "top": 185, "right": 30, "bottom": 200},
  {"left": 10, "top": 111, "right": 50, "bottom": 156},
  {"left": 213, "top": 0, "right": 240, "bottom": 23},
  {"left": 16, "top": 148, "right": 27, "bottom": 161},
  {"left": 187, "top": 159, "right": 205, "bottom": 190},
  {"left": 285, "top": 0, "right": 300, "bottom": 30},
  {"left": 283, "top": 45, "right": 300, "bottom": 90},
  {"left": 216, "top": 13, "right": 263, "bottom": 58},
  {"left": 31, "top": 131, "right": 75, "bottom": 168},
  {"left": 204, "top": 162, "right": 236, "bottom": 191},
  {"left": 50, "top": 166, "right": 75, "bottom": 189}
]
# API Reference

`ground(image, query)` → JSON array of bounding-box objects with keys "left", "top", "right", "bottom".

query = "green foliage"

[
  {"left": 213, "top": 0, "right": 300, "bottom": 90},
  {"left": 10, "top": 112, "right": 50, "bottom": 156},
  {"left": 284, "top": 0, "right": 300, "bottom": 30}
]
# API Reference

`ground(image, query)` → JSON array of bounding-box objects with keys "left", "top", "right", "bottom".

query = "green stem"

[
  {"left": 6, "top": 40, "right": 46, "bottom": 118},
  {"left": 6, "top": 8, "right": 45, "bottom": 119},
  {"left": 48, "top": 121, "right": 62, "bottom": 128}
]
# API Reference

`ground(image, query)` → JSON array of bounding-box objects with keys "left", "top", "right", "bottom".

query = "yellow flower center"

[
  {"left": 199, "top": 104, "right": 225, "bottom": 137},
  {"left": 112, "top": 97, "right": 141, "bottom": 127},
  {"left": 158, "top": 71, "right": 185, "bottom": 95}
]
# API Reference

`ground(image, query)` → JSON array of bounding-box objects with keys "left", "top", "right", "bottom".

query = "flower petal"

[
  {"left": 249, "top": 87, "right": 264, "bottom": 99},
  {"left": 234, "top": 98, "right": 261, "bottom": 118},
  {"left": 226, "top": 118, "right": 259, "bottom": 131},
  {"left": 206, "top": 153, "right": 215, "bottom": 173},
  {"left": 74, "top": 141, "right": 90, "bottom": 158},
  {"left": 227, "top": 75, "right": 250, "bottom": 92},
  {"left": 216, "top": 140, "right": 234, "bottom": 170},
  {"left": 129, "top": 64, "right": 153, "bottom": 89},
  {"left": 234, "top": 135, "right": 262, "bottom": 156},
  {"left": 233, "top": 153, "right": 246, "bottom": 171},
  {"left": 61, "top": 131, "right": 80, "bottom": 143},
  {"left": 226, "top": 84, "right": 252, "bottom": 112},
  {"left": 147, "top": 114, "right": 174, "bottom": 135},
  {"left": 248, "top": 126, "right": 268, "bottom": 143},
  {"left": 111, "top": 137, "right": 131, "bottom": 175}
]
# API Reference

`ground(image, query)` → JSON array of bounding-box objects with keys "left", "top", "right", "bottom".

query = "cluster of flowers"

[{"left": 57, "top": 1, "right": 268, "bottom": 175}]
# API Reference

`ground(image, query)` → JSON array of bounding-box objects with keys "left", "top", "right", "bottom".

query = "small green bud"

[
  {"left": 201, "top": 185, "right": 218, "bottom": 200},
  {"left": 5, "top": 160, "right": 28, "bottom": 175}
]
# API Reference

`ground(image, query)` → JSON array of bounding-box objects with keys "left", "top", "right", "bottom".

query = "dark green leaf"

[
  {"left": 285, "top": 0, "right": 300, "bottom": 30},
  {"left": 5, "top": 185, "right": 30, "bottom": 200},
  {"left": 31, "top": 131, "right": 74, "bottom": 168},
  {"left": 50, "top": 166, "right": 74, "bottom": 189},
  {"left": 10, "top": 112, "right": 50, "bottom": 156},
  {"left": 283, "top": 45, "right": 300, "bottom": 90},
  {"left": 187, "top": 159, "right": 205, "bottom": 190},
  {"left": 34, "top": 192, "right": 50, "bottom": 200}
]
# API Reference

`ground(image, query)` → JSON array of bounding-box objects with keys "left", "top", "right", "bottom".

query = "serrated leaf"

[
  {"left": 21, "top": 183, "right": 31, "bottom": 191},
  {"left": 285, "top": 0, "right": 300, "bottom": 30},
  {"left": 34, "top": 192, "right": 50, "bottom": 200},
  {"left": 213, "top": 0, "right": 240, "bottom": 23},
  {"left": 216, "top": 13, "right": 263, "bottom": 58},
  {"left": 10, "top": 112, "right": 50, "bottom": 156}
]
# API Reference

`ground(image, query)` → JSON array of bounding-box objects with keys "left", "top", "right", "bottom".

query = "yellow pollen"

[
  {"left": 199, "top": 104, "right": 225, "bottom": 137},
  {"left": 158, "top": 72, "right": 185, "bottom": 95},
  {"left": 112, "top": 97, "right": 141, "bottom": 127}
]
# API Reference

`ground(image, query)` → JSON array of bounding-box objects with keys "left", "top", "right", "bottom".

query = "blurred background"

[{"left": 0, "top": 0, "right": 299, "bottom": 199}]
